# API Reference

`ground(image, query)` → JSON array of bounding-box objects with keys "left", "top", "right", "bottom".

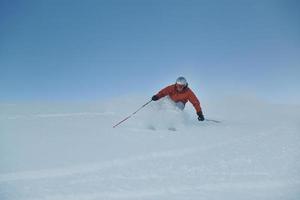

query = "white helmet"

[{"left": 176, "top": 76, "right": 188, "bottom": 86}]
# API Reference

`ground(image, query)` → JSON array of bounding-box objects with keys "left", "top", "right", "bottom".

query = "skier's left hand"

[{"left": 197, "top": 111, "right": 205, "bottom": 121}]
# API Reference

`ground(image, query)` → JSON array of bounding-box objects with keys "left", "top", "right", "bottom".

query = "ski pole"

[
  {"left": 113, "top": 100, "right": 153, "bottom": 128},
  {"left": 205, "top": 119, "right": 221, "bottom": 123}
]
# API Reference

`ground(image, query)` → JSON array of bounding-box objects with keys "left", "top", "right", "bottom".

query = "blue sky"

[{"left": 1, "top": 0, "right": 299, "bottom": 103}]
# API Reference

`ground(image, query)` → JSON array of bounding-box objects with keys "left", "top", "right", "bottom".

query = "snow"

[{"left": 1, "top": 96, "right": 300, "bottom": 200}]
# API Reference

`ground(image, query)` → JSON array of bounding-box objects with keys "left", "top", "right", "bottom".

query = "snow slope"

[{"left": 1, "top": 96, "right": 300, "bottom": 200}]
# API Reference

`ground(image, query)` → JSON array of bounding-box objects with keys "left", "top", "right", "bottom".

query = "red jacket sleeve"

[
  {"left": 156, "top": 85, "right": 174, "bottom": 99},
  {"left": 188, "top": 89, "right": 202, "bottom": 113}
]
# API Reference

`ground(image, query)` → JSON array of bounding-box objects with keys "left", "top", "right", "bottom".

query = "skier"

[{"left": 151, "top": 76, "right": 205, "bottom": 121}]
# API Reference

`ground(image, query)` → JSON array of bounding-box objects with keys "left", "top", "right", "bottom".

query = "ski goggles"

[{"left": 176, "top": 84, "right": 185, "bottom": 89}]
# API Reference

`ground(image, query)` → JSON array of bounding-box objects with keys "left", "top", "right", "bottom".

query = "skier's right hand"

[{"left": 151, "top": 95, "right": 159, "bottom": 101}]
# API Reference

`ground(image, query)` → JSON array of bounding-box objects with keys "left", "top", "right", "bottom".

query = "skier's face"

[{"left": 176, "top": 84, "right": 185, "bottom": 92}]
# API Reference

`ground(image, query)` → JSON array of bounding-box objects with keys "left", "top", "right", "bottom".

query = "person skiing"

[{"left": 151, "top": 76, "right": 205, "bottom": 121}]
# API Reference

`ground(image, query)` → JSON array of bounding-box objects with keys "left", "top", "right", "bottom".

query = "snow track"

[
  {"left": 1, "top": 99, "right": 300, "bottom": 199},
  {"left": 0, "top": 136, "right": 248, "bottom": 183}
]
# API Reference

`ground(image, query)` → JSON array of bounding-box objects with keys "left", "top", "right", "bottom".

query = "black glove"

[
  {"left": 197, "top": 111, "right": 205, "bottom": 121},
  {"left": 151, "top": 95, "right": 159, "bottom": 101}
]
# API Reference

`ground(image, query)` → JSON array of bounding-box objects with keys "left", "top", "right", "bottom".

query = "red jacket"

[{"left": 155, "top": 84, "right": 202, "bottom": 113}]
